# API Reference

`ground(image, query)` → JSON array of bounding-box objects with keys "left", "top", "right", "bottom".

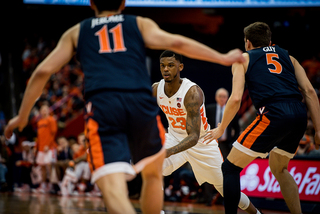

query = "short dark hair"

[
  {"left": 92, "top": 0, "right": 123, "bottom": 12},
  {"left": 244, "top": 22, "right": 272, "bottom": 47},
  {"left": 159, "top": 50, "right": 183, "bottom": 63}
]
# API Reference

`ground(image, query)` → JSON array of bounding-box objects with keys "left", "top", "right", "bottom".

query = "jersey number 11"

[{"left": 95, "top": 24, "right": 127, "bottom": 53}]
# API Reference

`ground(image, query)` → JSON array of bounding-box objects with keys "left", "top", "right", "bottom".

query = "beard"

[{"left": 164, "top": 73, "right": 178, "bottom": 83}]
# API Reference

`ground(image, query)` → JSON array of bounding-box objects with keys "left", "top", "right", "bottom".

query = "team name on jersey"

[
  {"left": 263, "top": 46, "right": 276, "bottom": 52},
  {"left": 91, "top": 15, "right": 124, "bottom": 28},
  {"left": 159, "top": 105, "right": 186, "bottom": 116}
]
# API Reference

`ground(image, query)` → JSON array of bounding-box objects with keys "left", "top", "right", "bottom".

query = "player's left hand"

[
  {"left": 4, "top": 115, "right": 28, "bottom": 139},
  {"left": 204, "top": 124, "right": 224, "bottom": 144}
]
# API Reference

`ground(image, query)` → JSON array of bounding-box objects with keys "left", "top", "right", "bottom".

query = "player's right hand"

[
  {"left": 4, "top": 115, "right": 28, "bottom": 139},
  {"left": 222, "top": 49, "right": 245, "bottom": 66}
]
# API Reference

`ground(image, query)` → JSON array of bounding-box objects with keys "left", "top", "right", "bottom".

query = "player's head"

[
  {"left": 90, "top": 0, "right": 125, "bottom": 13},
  {"left": 243, "top": 22, "right": 272, "bottom": 51},
  {"left": 78, "top": 133, "right": 86, "bottom": 147},
  {"left": 159, "top": 50, "right": 184, "bottom": 83},
  {"left": 40, "top": 104, "right": 50, "bottom": 118}
]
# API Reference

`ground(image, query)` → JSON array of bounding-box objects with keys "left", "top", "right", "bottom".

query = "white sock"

[{"left": 256, "top": 209, "right": 261, "bottom": 214}]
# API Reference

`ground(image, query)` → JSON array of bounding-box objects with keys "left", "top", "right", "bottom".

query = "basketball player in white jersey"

[{"left": 152, "top": 50, "right": 260, "bottom": 214}]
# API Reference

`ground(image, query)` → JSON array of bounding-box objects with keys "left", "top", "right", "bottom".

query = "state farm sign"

[{"left": 240, "top": 159, "right": 320, "bottom": 202}]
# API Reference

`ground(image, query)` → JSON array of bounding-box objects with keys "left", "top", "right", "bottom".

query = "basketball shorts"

[
  {"left": 162, "top": 132, "right": 223, "bottom": 189},
  {"left": 235, "top": 100, "right": 307, "bottom": 159},
  {"left": 36, "top": 149, "right": 56, "bottom": 165},
  {"left": 84, "top": 90, "right": 165, "bottom": 183}
]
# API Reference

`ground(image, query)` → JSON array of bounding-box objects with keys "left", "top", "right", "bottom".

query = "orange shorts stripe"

[
  {"left": 237, "top": 115, "right": 270, "bottom": 149},
  {"left": 156, "top": 115, "right": 166, "bottom": 145},
  {"left": 85, "top": 118, "right": 105, "bottom": 172}
]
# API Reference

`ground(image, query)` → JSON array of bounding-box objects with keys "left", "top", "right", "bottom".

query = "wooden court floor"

[{"left": 0, "top": 192, "right": 290, "bottom": 214}]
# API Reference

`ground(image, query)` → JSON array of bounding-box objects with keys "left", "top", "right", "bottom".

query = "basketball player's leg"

[
  {"left": 269, "top": 149, "right": 301, "bottom": 214},
  {"left": 187, "top": 141, "right": 259, "bottom": 214},
  {"left": 96, "top": 173, "right": 135, "bottom": 214},
  {"left": 222, "top": 145, "right": 257, "bottom": 214},
  {"left": 140, "top": 147, "right": 166, "bottom": 214}
]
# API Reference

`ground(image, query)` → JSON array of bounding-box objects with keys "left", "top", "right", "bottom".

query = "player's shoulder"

[
  {"left": 185, "top": 84, "right": 203, "bottom": 104},
  {"left": 152, "top": 82, "right": 160, "bottom": 97}
]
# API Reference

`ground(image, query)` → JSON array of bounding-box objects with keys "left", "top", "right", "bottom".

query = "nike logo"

[{"left": 159, "top": 97, "right": 164, "bottom": 99}]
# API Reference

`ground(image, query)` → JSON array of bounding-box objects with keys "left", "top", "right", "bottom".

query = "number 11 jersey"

[{"left": 77, "top": 14, "right": 152, "bottom": 98}]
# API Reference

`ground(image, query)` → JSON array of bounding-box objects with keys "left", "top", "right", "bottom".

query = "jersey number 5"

[
  {"left": 95, "top": 24, "right": 127, "bottom": 53},
  {"left": 266, "top": 53, "right": 282, "bottom": 74}
]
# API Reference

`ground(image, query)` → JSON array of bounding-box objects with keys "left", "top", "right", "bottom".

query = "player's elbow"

[
  {"left": 303, "top": 87, "right": 317, "bottom": 99},
  {"left": 167, "top": 34, "right": 186, "bottom": 49},
  {"left": 190, "top": 133, "right": 200, "bottom": 146},
  {"left": 34, "top": 67, "right": 53, "bottom": 79},
  {"left": 230, "top": 95, "right": 242, "bottom": 105}
]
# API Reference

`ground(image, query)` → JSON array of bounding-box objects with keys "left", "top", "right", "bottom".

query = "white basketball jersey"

[{"left": 157, "top": 78, "right": 210, "bottom": 141}]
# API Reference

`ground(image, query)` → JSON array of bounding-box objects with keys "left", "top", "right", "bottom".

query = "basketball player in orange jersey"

[
  {"left": 206, "top": 22, "right": 320, "bottom": 213},
  {"left": 153, "top": 50, "right": 260, "bottom": 214},
  {"left": 34, "top": 104, "right": 57, "bottom": 193},
  {"left": 5, "top": 0, "right": 245, "bottom": 213}
]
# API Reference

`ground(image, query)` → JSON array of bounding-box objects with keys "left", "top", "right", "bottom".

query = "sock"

[
  {"left": 222, "top": 159, "right": 243, "bottom": 214},
  {"left": 256, "top": 209, "right": 261, "bottom": 214}
]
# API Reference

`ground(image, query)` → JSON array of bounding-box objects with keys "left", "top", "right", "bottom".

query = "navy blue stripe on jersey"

[
  {"left": 246, "top": 45, "right": 302, "bottom": 109},
  {"left": 77, "top": 15, "right": 151, "bottom": 97}
]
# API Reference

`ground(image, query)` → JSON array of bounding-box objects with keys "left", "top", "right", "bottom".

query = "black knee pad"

[{"left": 222, "top": 159, "right": 243, "bottom": 175}]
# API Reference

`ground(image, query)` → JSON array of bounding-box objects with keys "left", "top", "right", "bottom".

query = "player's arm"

[
  {"left": 49, "top": 117, "right": 58, "bottom": 135},
  {"left": 166, "top": 86, "right": 202, "bottom": 158},
  {"left": 152, "top": 82, "right": 159, "bottom": 98},
  {"left": 291, "top": 56, "right": 320, "bottom": 149},
  {"left": 137, "top": 17, "right": 244, "bottom": 67},
  {"left": 205, "top": 57, "right": 246, "bottom": 142},
  {"left": 4, "top": 24, "right": 80, "bottom": 139}
]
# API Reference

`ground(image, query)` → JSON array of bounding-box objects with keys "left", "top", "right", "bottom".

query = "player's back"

[
  {"left": 246, "top": 45, "right": 302, "bottom": 109},
  {"left": 77, "top": 14, "right": 151, "bottom": 97}
]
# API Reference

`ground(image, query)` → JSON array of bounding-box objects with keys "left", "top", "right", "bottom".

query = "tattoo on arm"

[{"left": 166, "top": 86, "right": 202, "bottom": 157}]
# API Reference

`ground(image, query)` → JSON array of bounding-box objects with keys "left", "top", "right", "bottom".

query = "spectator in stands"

[
  {"left": 33, "top": 104, "right": 57, "bottom": 193},
  {"left": 60, "top": 133, "right": 90, "bottom": 196},
  {"left": 164, "top": 163, "right": 198, "bottom": 203},
  {"left": 206, "top": 88, "right": 240, "bottom": 160},
  {"left": 52, "top": 136, "right": 72, "bottom": 187},
  {"left": 301, "top": 54, "right": 320, "bottom": 86},
  {"left": 0, "top": 135, "right": 9, "bottom": 191},
  {"left": 14, "top": 141, "right": 35, "bottom": 192},
  {"left": 295, "top": 133, "right": 315, "bottom": 157}
]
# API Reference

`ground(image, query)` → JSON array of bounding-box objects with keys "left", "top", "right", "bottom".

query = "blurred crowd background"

[{"left": 0, "top": 2, "right": 319, "bottom": 208}]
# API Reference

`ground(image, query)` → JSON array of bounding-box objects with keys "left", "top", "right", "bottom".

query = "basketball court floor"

[{"left": 0, "top": 192, "right": 291, "bottom": 214}]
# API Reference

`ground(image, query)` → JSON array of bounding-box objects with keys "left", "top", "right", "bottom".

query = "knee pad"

[
  {"left": 221, "top": 159, "right": 243, "bottom": 175},
  {"left": 238, "top": 192, "right": 250, "bottom": 210}
]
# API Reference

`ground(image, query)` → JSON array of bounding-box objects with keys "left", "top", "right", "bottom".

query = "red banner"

[{"left": 240, "top": 159, "right": 320, "bottom": 202}]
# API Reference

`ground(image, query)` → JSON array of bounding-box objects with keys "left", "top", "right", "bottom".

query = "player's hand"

[
  {"left": 44, "top": 145, "right": 49, "bottom": 153},
  {"left": 16, "top": 161, "right": 22, "bottom": 166},
  {"left": 221, "top": 49, "right": 245, "bottom": 66},
  {"left": 204, "top": 123, "right": 224, "bottom": 144},
  {"left": 314, "top": 131, "right": 320, "bottom": 150},
  {"left": 4, "top": 115, "right": 28, "bottom": 139}
]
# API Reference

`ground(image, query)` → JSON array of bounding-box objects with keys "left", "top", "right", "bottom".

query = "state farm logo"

[
  {"left": 240, "top": 163, "right": 320, "bottom": 197},
  {"left": 240, "top": 163, "right": 260, "bottom": 191}
]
